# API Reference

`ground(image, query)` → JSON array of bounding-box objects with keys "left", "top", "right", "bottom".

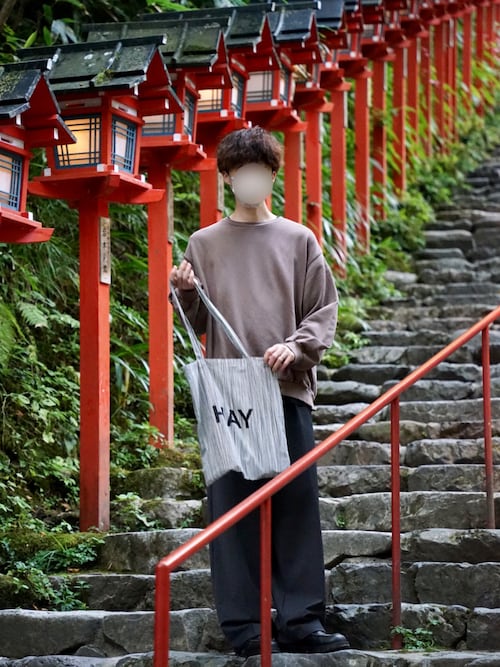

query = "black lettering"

[
  {"left": 212, "top": 406, "right": 224, "bottom": 423},
  {"left": 227, "top": 409, "right": 242, "bottom": 428},
  {"left": 238, "top": 409, "right": 253, "bottom": 428}
]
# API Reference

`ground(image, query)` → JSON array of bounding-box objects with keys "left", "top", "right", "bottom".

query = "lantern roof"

[
  {"left": 84, "top": 19, "right": 228, "bottom": 71},
  {"left": 18, "top": 36, "right": 169, "bottom": 94},
  {"left": 0, "top": 60, "right": 74, "bottom": 147},
  {"left": 316, "top": 0, "right": 346, "bottom": 30},
  {"left": 141, "top": 5, "right": 276, "bottom": 54},
  {"left": 267, "top": 3, "right": 322, "bottom": 65}
]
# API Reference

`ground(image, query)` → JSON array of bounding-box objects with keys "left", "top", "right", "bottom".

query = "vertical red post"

[
  {"left": 199, "top": 158, "right": 223, "bottom": 228},
  {"left": 79, "top": 195, "right": 110, "bottom": 531},
  {"left": 390, "top": 397, "right": 402, "bottom": 649},
  {"left": 433, "top": 20, "right": 446, "bottom": 145},
  {"left": 354, "top": 71, "right": 371, "bottom": 251},
  {"left": 372, "top": 58, "right": 388, "bottom": 220},
  {"left": 420, "top": 28, "right": 433, "bottom": 156},
  {"left": 449, "top": 17, "right": 458, "bottom": 141},
  {"left": 305, "top": 110, "right": 323, "bottom": 243},
  {"left": 392, "top": 46, "right": 407, "bottom": 193},
  {"left": 147, "top": 158, "right": 174, "bottom": 445},
  {"left": 407, "top": 37, "right": 420, "bottom": 160},
  {"left": 474, "top": 4, "right": 485, "bottom": 115},
  {"left": 462, "top": 10, "right": 473, "bottom": 113},
  {"left": 482, "top": 327, "right": 496, "bottom": 529},
  {"left": 330, "top": 83, "right": 350, "bottom": 274},
  {"left": 284, "top": 128, "right": 303, "bottom": 225},
  {"left": 260, "top": 498, "right": 273, "bottom": 667},
  {"left": 372, "top": 58, "right": 387, "bottom": 220}
]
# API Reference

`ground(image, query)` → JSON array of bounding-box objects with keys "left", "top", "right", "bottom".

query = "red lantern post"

[{"left": 22, "top": 38, "right": 168, "bottom": 531}]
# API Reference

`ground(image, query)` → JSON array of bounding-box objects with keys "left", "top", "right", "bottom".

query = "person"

[{"left": 170, "top": 126, "right": 350, "bottom": 658}]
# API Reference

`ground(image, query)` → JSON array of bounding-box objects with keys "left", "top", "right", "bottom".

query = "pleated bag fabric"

[{"left": 171, "top": 281, "right": 290, "bottom": 486}]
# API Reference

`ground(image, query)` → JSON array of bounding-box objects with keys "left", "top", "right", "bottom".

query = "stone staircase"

[{"left": 2, "top": 156, "right": 500, "bottom": 665}]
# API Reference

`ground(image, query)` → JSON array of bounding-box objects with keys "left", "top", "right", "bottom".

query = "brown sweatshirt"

[{"left": 176, "top": 216, "right": 338, "bottom": 407}]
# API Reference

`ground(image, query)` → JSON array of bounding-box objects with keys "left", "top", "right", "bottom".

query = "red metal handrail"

[{"left": 154, "top": 304, "right": 500, "bottom": 666}]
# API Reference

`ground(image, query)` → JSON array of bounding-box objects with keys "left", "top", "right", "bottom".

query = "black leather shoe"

[
  {"left": 236, "top": 636, "right": 281, "bottom": 658},
  {"left": 279, "top": 630, "right": 350, "bottom": 654}
]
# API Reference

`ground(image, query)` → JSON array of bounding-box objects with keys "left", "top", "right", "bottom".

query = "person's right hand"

[{"left": 170, "top": 259, "right": 196, "bottom": 291}]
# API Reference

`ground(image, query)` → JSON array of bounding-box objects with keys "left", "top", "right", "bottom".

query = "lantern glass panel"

[
  {"left": 198, "top": 88, "right": 223, "bottom": 112},
  {"left": 231, "top": 72, "right": 245, "bottom": 117},
  {"left": 0, "top": 149, "right": 22, "bottom": 210},
  {"left": 111, "top": 116, "right": 136, "bottom": 173},
  {"left": 279, "top": 69, "right": 293, "bottom": 103},
  {"left": 184, "top": 92, "right": 196, "bottom": 137},
  {"left": 247, "top": 71, "right": 273, "bottom": 102},
  {"left": 55, "top": 115, "right": 101, "bottom": 168},
  {"left": 142, "top": 114, "right": 177, "bottom": 136}
]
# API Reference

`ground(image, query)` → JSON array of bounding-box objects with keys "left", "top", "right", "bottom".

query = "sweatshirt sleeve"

[
  {"left": 171, "top": 242, "right": 209, "bottom": 335},
  {"left": 284, "top": 253, "right": 338, "bottom": 371}
]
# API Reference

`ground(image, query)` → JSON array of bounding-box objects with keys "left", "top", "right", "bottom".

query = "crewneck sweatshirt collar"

[{"left": 224, "top": 215, "right": 280, "bottom": 227}]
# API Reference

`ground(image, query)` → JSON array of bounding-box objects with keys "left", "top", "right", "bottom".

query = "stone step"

[
  {"left": 314, "top": 435, "right": 500, "bottom": 467},
  {"left": 367, "top": 303, "right": 496, "bottom": 322},
  {"left": 328, "top": 561, "right": 500, "bottom": 607},
  {"left": 98, "top": 529, "right": 208, "bottom": 574},
  {"left": 388, "top": 398, "right": 500, "bottom": 423},
  {"left": 321, "top": 419, "right": 500, "bottom": 445},
  {"left": 324, "top": 361, "right": 496, "bottom": 385},
  {"left": 42, "top": 530, "right": 500, "bottom": 618},
  {"left": 363, "top": 330, "right": 452, "bottom": 346},
  {"left": 405, "top": 438, "right": 500, "bottom": 466},
  {"left": 327, "top": 602, "right": 500, "bottom": 651},
  {"left": 3, "top": 651, "right": 500, "bottom": 667},
  {"left": 318, "top": 491, "right": 500, "bottom": 531},
  {"left": 317, "top": 464, "right": 500, "bottom": 496},
  {"left": 350, "top": 344, "right": 474, "bottom": 365},
  {"left": 314, "top": 397, "right": 500, "bottom": 425},
  {"left": 2, "top": 604, "right": 500, "bottom": 658},
  {"left": 406, "top": 282, "right": 500, "bottom": 301},
  {"left": 423, "top": 229, "right": 475, "bottom": 253}
]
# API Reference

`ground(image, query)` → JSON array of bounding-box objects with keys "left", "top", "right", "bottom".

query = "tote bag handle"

[{"left": 170, "top": 279, "right": 250, "bottom": 360}]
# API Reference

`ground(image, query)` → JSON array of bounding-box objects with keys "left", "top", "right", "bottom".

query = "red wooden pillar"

[
  {"left": 392, "top": 45, "right": 407, "bottom": 193},
  {"left": 407, "top": 37, "right": 420, "bottom": 157},
  {"left": 79, "top": 195, "right": 110, "bottom": 532},
  {"left": 199, "top": 161, "right": 223, "bottom": 228},
  {"left": 305, "top": 110, "right": 323, "bottom": 243},
  {"left": 433, "top": 20, "right": 446, "bottom": 146},
  {"left": 330, "top": 82, "right": 350, "bottom": 275},
  {"left": 462, "top": 9, "right": 473, "bottom": 113},
  {"left": 474, "top": 3, "right": 485, "bottom": 115},
  {"left": 449, "top": 17, "right": 458, "bottom": 141},
  {"left": 420, "top": 28, "right": 433, "bottom": 156},
  {"left": 354, "top": 70, "right": 371, "bottom": 250},
  {"left": 372, "top": 58, "right": 388, "bottom": 220},
  {"left": 284, "top": 128, "right": 304, "bottom": 225},
  {"left": 443, "top": 18, "right": 455, "bottom": 142},
  {"left": 147, "top": 159, "right": 174, "bottom": 445}
]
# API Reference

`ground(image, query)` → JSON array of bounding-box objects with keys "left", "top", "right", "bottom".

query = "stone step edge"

[{"left": 3, "top": 650, "right": 500, "bottom": 667}]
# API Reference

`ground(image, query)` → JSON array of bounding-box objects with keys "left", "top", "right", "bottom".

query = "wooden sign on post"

[{"left": 99, "top": 216, "right": 111, "bottom": 285}]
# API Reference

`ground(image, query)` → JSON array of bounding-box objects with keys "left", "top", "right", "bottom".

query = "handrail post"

[
  {"left": 390, "top": 397, "right": 402, "bottom": 648},
  {"left": 482, "top": 326, "right": 496, "bottom": 529},
  {"left": 154, "top": 564, "right": 171, "bottom": 667},
  {"left": 260, "top": 497, "right": 273, "bottom": 667}
]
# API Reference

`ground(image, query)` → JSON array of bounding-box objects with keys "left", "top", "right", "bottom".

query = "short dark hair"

[{"left": 217, "top": 127, "right": 282, "bottom": 174}]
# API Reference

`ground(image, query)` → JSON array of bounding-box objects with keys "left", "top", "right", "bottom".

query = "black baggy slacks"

[{"left": 206, "top": 396, "right": 326, "bottom": 650}]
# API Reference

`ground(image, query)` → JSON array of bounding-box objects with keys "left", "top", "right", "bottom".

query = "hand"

[
  {"left": 170, "top": 259, "right": 196, "bottom": 291},
  {"left": 264, "top": 343, "right": 296, "bottom": 373}
]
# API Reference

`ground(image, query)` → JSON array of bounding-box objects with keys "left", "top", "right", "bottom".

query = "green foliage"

[
  {"left": 0, "top": 530, "right": 102, "bottom": 610},
  {"left": 391, "top": 617, "right": 442, "bottom": 651}
]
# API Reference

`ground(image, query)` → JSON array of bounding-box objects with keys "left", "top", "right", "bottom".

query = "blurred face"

[{"left": 228, "top": 163, "right": 276, "bottom": 207}]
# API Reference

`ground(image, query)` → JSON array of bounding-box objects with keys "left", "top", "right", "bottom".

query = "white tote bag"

[{"left": 171, "top": 281, "right": 290, "bottom": 486}]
